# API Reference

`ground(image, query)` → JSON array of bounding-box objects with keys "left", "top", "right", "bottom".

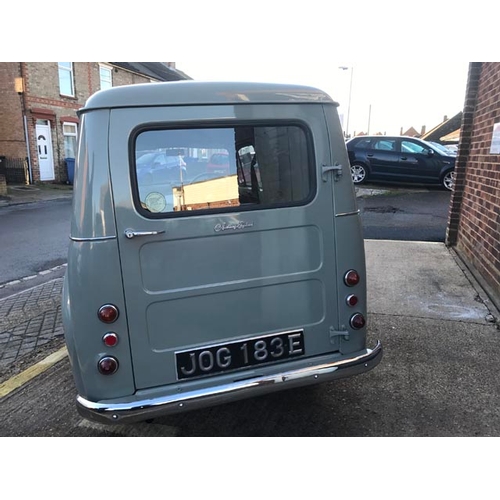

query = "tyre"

[
  {"left": 441, "top": 170, "right": 454, "bottom": 191},
  {"left": 350, "top": 163, "right": 367, "bottom": 184}
]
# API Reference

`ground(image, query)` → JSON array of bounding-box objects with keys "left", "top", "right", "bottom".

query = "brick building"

[
  {"left": 0, "top": 62, "right": 190, "bottom": 184},
  {"left": 446, "top": 62, "right": 500, "bottom": 308}
]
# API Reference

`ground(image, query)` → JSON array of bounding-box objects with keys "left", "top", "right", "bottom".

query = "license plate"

[{"left": 175, "top": 330, "right": 305, "bottom": 380}]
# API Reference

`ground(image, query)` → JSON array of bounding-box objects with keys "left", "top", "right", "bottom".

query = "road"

[
  {"left": 0, "top": 198, "right": 71, "bottom": 286},
  {"left": 357, "top": 184, "right": 452, "bottom": 242}
]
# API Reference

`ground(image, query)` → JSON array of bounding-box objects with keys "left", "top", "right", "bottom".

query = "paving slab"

[{"left": 365, "top": 240, "right": 492, "bottom": 322}]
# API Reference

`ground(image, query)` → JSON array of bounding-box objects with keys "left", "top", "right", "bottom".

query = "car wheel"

[
  {"left": 351, "top": 163, "right": 367, "bottom": 184},
  {"left": 442, "top": 170, "right": 455, "bottom": 191}
]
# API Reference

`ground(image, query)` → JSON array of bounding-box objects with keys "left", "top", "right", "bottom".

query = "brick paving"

[{"left": 0, "top": 278, "right": 64, "bottom": 370}]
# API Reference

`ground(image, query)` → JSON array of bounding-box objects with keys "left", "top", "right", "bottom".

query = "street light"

[{"left": 339, "top": 66, "right": 353, "bottom": 139}]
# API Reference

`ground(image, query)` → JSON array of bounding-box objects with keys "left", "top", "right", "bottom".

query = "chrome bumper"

[{"left": 76, "top": 341, "right": 382, "bottom": 425}]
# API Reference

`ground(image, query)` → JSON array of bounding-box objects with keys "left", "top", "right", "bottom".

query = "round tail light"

[
  {"left": 98, "top": 356, "right": 119, "bottom": 375},
  {"left": 98, "top": 304, "right": 119, "bottom": 323},
  {"left": 344, "top": 270, "right": 360, "bottom": 287},
  {"left": 346, "top": 294, "right": 358, "bottom": 307},
  {"left": 103, "top": 332, "right": 119, "bottom": 347},
  {"left": 350, "top": 313, "right": 366, "bottom": 330}
]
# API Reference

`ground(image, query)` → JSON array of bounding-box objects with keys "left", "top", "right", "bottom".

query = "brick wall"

[
  {"left": 447, "top": 62, "right": 500, "bottom": 306},
  {"left": 0, "top": 62, "right": 27, "bottom": 158},
  {"left": 0, "top": 62, "right": 185, "bottom": 184},
  {"left": 110, "top": 67, "right": 154, "bottom": 87},
  {"left": 24, "top": 62, "right": 89, "bottom": 182}
]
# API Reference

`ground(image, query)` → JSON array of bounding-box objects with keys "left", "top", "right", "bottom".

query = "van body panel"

[
  {"left": 70, "top": 111, "right": 116, "bottom": 240},
  {"left": 82, "top": 81, "right": 336, "bottom": 112},
  {"left": 139, "top": 225, "right": 322, "bottom": 292},
  {"left": 63, "top": 240, "right": 135, "bottom": 400},
  {"left": 63, "top": 81, "right": 382, "bottom": 423},
  {"left": 107, "top": 103, "right": 342, "bottom": 390},
  {"left": 334, "top": 214, "right": 368, "bottom": 354}
]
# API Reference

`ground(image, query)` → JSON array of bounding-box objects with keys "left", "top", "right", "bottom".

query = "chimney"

[
  {"left": 400, "top": 127, "right": 403, "bottom": 135},
  {"left": 165, "top": 62, "right": 176, "bottom": 68},
  {"left": 421, "top": 125, "right": 426, "bottom": 136},
  {"left": 443, "top": 115, "right": 448, "bottom": 122}
]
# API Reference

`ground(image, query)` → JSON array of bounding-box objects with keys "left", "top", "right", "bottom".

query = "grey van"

[{"left": 62, "top": 81, "right": 382, "bottom": 424}]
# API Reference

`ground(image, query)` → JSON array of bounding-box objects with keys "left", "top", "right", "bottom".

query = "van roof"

[{"left": 79, "top": 81, "right": 337, "bottom": 114}]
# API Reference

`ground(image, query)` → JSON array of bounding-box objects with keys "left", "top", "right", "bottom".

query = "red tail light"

[
  {"left": 346, "top": 294, "right": 358, "bottom": 307},
  {"left": 98, "top": 356, "right": 119, "bottom": 375},
  {"left": 98, "top": 304, "right": 119, "bottom": 323},
  {"left": 344, "top": 270, "right": 360, "bottom": 287},
  {"left": 103, "top": 332, "right": 119, "bottom": 347},
  {"left": 350, "top": 313, "right": 366, "bottom": 329}
]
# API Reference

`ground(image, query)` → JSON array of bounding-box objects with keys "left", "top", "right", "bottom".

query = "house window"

[
  {"left": 99, "top": 64, "right": 112, "bottom": 90},
  {"left": 63, "top": 122, "right": 78, "bottom": 158},
  {"left": 58, "top": 62, "right": 75, "bottom": 97}
]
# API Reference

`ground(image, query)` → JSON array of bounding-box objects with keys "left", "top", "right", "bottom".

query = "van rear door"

[{"left": 108, "top": 103, "right": 341, "bottom": 390}]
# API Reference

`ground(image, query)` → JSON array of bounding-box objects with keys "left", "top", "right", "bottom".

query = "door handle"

[
  {"left": 400, "top": 156, "right": 408, "bottom": 161},
  {"left": 367, "top": 153, "right": 374, "bottom": 157},
  {"left": 124, "top": 229, "right": 165, "bottom": 239}
]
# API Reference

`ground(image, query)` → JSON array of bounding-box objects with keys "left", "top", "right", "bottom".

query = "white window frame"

[
  {"left": 63, "top": 122, "right": 78, "bottom": 158},
  {"left": 58, "top": 62, "right": 75, "bottom": 97},
  {"left": 99, "top": 64, "right": 113, "bottom": 90}
]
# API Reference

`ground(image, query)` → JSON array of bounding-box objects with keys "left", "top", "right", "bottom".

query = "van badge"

[{"left": 214, "top": 221, "right": 254, "bottom": 232}]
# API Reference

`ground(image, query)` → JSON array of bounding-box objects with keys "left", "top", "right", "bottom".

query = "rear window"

[
  {"left": 351, "top": 138, "right": 372, "bottom": 149},
  {"left": 132, "top": 124, "right": 313, "bottom": 216}
]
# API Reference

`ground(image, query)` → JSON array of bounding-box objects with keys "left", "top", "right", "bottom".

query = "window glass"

[
  {"left": 63, "top": 122, "right": 78, "bottom": 158},
  {"left": 58, "top": 62, "right": 74, "bottom": 96},
  {"left": 134, "top": 125, "right": 312, "bottom": 215},
  {"left": 373, "top": 139, "right": 395, "bottom": 151},
  {"left": 99, "top": 65, "right": 112, "bottom": 89},
  {"left": 402, "top": 140, "right": 427, "bottom": 154},
  {"left": 353, "top": 138, "right": 372, "bottom": 149}
]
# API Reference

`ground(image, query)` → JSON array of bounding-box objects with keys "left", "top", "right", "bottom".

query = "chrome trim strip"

[
  {"left": 335, "top": 210, "right": 360, "bottom": 218},
  {"left": 76, "top": 341, "right": 382, "bottom": 425},
  {"left": 70, "top": 236, "right": 117, "bottom": 242}
]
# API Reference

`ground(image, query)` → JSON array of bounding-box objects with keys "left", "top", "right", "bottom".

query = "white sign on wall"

[{"left": 490, "top": 122, "right": 500, "bottom": 154}]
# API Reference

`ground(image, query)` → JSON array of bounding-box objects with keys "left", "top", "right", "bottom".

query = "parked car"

[
  {"left": 428, "top": 141, "right": 457, "bottom": 156},
  {"left": 136, "top": 150, "right": 187, "bottom": 185},
  {"left": 206, "top": 152, "right": 230, "bottom": 175},
  {"left": 346, "top": 135, "right": 456, "bottom": 191},
  {"left": 444, "top": 144, "right": 458, "bottom": 154}
]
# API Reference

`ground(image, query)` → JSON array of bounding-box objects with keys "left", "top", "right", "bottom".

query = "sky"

[
  {"left": 176, "top": 61, "right": 471, "bottom": 137},
  {"left": 5, "top": 1, "right": 488, "bottom": 143}
]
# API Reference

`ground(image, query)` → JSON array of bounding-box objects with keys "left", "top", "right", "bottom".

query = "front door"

[
  {"left": 398, "top": 138, "right": 441, "bottom": 181},
  {"left": 108, "top": 104, "right": 340, "bottom": 391},
  {"left": 36, "top": 122, "right": 55, "bottom": 181}
]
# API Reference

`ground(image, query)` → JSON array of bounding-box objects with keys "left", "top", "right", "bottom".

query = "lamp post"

[
  {"left": 367, "top": 104, "right": 371, "bottom": 135},
  {"left": 339, "top": 66, "right": 353, "bottom": 139}
]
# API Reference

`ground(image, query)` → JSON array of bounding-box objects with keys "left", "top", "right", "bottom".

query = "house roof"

[
  {"left": 109, "top": 62, "right": 192, "bottom": 81},
  {"left": 421, "top": 111, "right": 462, "bottom": 144},
  {"left": 403, "top": 126, "right": 419, "bottom": 137}
]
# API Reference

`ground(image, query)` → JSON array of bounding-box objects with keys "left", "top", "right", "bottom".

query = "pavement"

[
  {"left": 0, "top": 182, "right": 73, "bottom": 208},
  {"left": 0, "top": 182, "right": 499, "bottom": 406}
]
